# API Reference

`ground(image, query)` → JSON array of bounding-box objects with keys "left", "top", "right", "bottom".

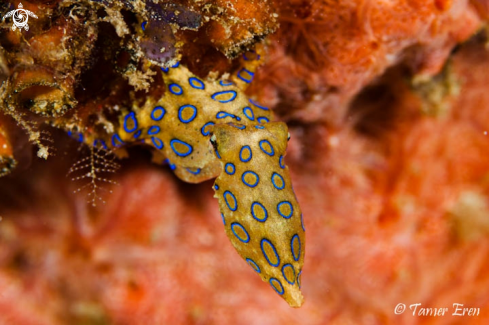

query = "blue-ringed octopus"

[{"left": 68, "top": 46, "right": 306, "bottom": 307}]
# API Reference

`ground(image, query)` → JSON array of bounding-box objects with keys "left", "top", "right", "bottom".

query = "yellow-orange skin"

[{"left": 213, "top": 123, "right": 305, "bottom": 306}]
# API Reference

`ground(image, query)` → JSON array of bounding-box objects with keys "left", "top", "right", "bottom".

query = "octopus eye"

[
  {"left": 210, "top": 134, "right": 217, "bottom": 148},
  {"left": 287, "top": 132, "right": 291, "bottom": 141}
]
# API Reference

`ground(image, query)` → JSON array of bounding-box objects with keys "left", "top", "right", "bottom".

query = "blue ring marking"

[
  {"left": 242, "top": 171, "right": 259, "bottom": 188},
  {"left": 257, "top": 117, "right": 270, "bottom": 124},
  {"left": 249, "top": 99, "right": 269, "bottom": 111},
  {"left": 261, "top": 238, "right": 280, "bottom": 267},
  {"left": 171, "top": 62, "right": 180, "bottom": 68},
  {"left": 214, "top": 149, "right": 221, "bottom": 159},
  {"left": 301, "top": 213, "right": 305, "bottom": 232},
  {"left": 123, "top": 112, "right": 138, "bottom": 133},
  {"left": 216, "top": 111, "right": 240, "bottom": 120},
  {"left": 152, "top": 137, "right": 164, "bottom": 149},
  {"left": 255, "top": 125, "right": 264, "bottom": 129},
  {"left": 221, "top": 213, "right": 225, "bottom": 225},
  {"left": 133, "top": 129, "right": 142, "bottom": 139},
  {"left": 201, "top": 122, "right": 215, "bottom": 136},
  {"left": 170, "top": 139, "right": 193, "bottom": 157},
  {"left": 164, "top": 158, "right": 176, "bottom": 170},
  {"left": 297, "top": 270, "right": 302, "bottom": 289},
  {"left": 211, "top": 90, "right": 237, "bottom": 103},
  {"left": 214, "top": 184, "right": 219, "bottom": 190},
  {"left": 225, "top": 163, "right": 235, "bottom": 175},
  {"left": 224, "top": 191, "right": 237, "bottom": 211},
  {"left": 251, "top": 202, "right": 268, "bottom": 222},
  {"left": 231, "top": 222, "right": 250, "bottom": 243},
  {"left": 291, "top": 234, "right": 301, "bottom": 261},
  {"left": 111, "top": 134, "right": 124, "bottom": 147},
  {"left": 161, "top": 66, "right": 169, "bottom": 73},
  {"left": 68, "top": 131, "right": 83, "bottom": 142},
  {"left": 68, "top": 131, "right": 84, "bottom": 143},
  {"left": 282, "top": 264, "right": 296, "bottom": 285},
  {"left": 148, "top": 126, "right": 160, "bottom": 135},
  {"left": 186, "top": 167, "right": 201, "bottom": 175},
  {"left": 246, "top": 258, "right": 261, "bottom": 273},
  {"left": 239, "top": 145, "right": 252, "bottom": 163},
  {"left": 188, "top": 77, "right": 205, "bottom": 90},
  {"left": 151, "top": 106, "right": 166, "bottom": 121},
  {"left": 232, "top": 124, "right": 246, "bottom": 130},
  {"left": 93, "top": 139, "right": 108, "bottom": 150},
  {"left": 259, "top": 140, "right": 275, "bottom": 156},
  {"left": 169, "top": 83, "right": 183, "bottom": 95},
  {"left": 141, "top": 21, "right": 147, "bottom": 31},
  {"left": 269, "top": 278, "right": 284, "bottom": 295},
  {"left": 271, "top": 172, "right": 285, "bottom": 190},
  {"left": 277, "top": 201, "right": 293, "bottom": 219},
  {"left": 237, "top": 68, "right": 254, "bottom": 83},
  {"left": 219, "top": 80, "right": 234, "bottom": 86},
  {"left": 178, "top": 104, "right": 197, "bottom": 123},
  {"left": 243, "top": 106, "right": 255, "bottom": 121},
  {"left": 243, "top": 51, "right": 261, "bottom": 61},
  {"left": 279, "top": 155, "right": 285, "bottom": 169}
]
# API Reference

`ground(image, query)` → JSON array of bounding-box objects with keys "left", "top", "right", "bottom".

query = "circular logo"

[{"left": 3, "top": 3, "right": 38, "bottom": 32}]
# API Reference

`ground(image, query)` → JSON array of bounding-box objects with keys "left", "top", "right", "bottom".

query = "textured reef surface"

[{"left": 1, "top": 0, "right": 489, "bottom": 324}]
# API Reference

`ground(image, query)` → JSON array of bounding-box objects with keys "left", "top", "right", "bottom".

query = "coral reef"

[
  {"left": 251, "top": 0, "right": 481, "bottom": 124},
  {"left": 0, "top": 0, "right": 489, "bottom": 324}
]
